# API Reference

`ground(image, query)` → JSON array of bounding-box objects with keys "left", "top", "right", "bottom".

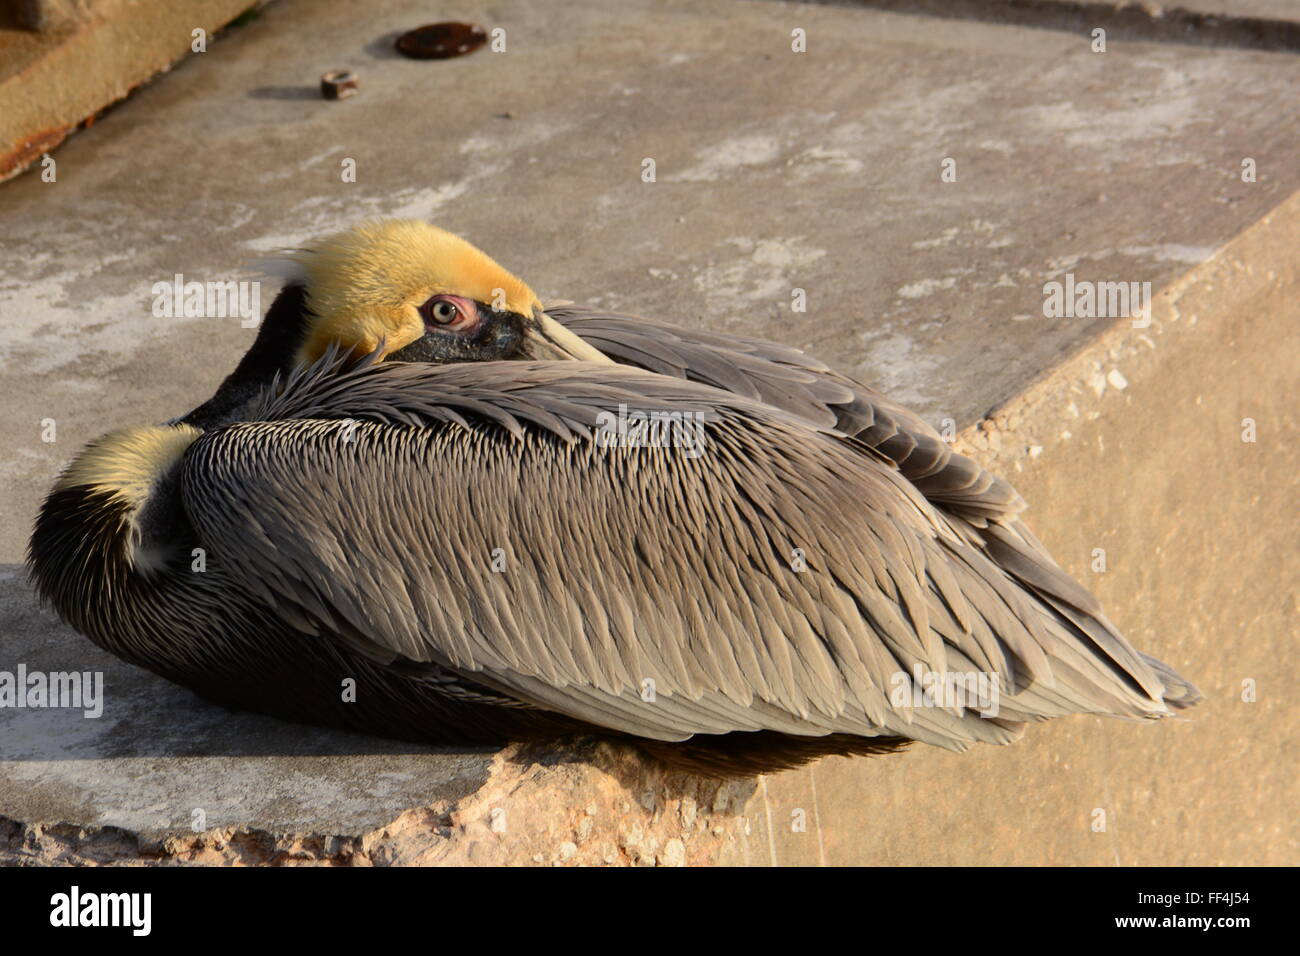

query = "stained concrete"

[{"left": 0, "top": 0, "right": 1296, "bottom": 863}]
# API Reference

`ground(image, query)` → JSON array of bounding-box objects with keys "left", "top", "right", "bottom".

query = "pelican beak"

[{"left": 522, "top": 309, "right": 614, "bottom": 364}]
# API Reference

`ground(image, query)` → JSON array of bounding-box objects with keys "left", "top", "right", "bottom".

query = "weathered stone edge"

[{"left": 0, "top": 0, "right": 266, "bottom": 182}]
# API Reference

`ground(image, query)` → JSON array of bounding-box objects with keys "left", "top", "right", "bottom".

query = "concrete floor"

[{"left": 0, "top": 0, "right": 1297, "bottom": 863}]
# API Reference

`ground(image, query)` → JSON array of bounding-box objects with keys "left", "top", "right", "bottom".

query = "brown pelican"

[{"left": 28, "top": 221, "right": 1199, "bottom": 777}]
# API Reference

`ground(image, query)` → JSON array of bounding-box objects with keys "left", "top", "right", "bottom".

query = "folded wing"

[{"left": 180, "top": 358, "right": 1190, "bottom": 750}]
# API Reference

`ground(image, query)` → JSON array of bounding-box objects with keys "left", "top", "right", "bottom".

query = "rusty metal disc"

[{"left": 395, "top": 23, "right": 488, "bottom": 60}]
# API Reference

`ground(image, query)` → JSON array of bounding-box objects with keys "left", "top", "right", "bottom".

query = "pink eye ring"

[{"left": 419, "top": 294, "right": 477, "bottom": 330}]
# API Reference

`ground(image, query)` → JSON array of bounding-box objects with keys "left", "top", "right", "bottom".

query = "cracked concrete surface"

[{"left": 0, "top": 0, "right": 1296, "bottom": 864}]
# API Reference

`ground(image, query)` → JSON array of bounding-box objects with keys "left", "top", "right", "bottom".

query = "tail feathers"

[
  {"left": 1137, "top": 651, "right": 1204, "bottom": 711},
  {"left": 975, "top": 518, "right": 1189, "bottom": 709}
]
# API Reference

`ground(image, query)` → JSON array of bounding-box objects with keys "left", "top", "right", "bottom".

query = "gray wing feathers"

[
  {"left": 182, "top": 359, "right": 1185, "bottom": 747},
  {"left": 549, "top": 307, "right": 1026, "bottom": 520},
  {"left": 550, "top": 306, "right": 1193, "bottom": 713}
]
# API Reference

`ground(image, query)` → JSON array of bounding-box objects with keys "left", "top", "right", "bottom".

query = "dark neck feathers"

[{"left": 181, "top": 283, "right": 314, "bottom": 430}]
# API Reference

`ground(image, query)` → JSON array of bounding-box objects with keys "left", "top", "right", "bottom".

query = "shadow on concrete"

[
  {"left": 247, "top": 85, "right": 321, "bottom": 101},
  {"left": 364, "top": 30, "right": 410, "bottom": 61}
]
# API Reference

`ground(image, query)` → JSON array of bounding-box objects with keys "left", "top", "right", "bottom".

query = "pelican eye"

[{"left": 424, "top": 297, "right": 461, "bottom": 325}]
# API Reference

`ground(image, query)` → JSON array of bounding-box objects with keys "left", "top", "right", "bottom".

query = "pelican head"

[
  {"left": 284, "top": 219, "right": 607, "bottom": 365},
  {"left": 182, "top": 219, "right": 606, "bottom": 429}
]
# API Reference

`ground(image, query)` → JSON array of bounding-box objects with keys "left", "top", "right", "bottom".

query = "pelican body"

[{"left": 29, "top": 221, "right": 1199, "bottom": 777}]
